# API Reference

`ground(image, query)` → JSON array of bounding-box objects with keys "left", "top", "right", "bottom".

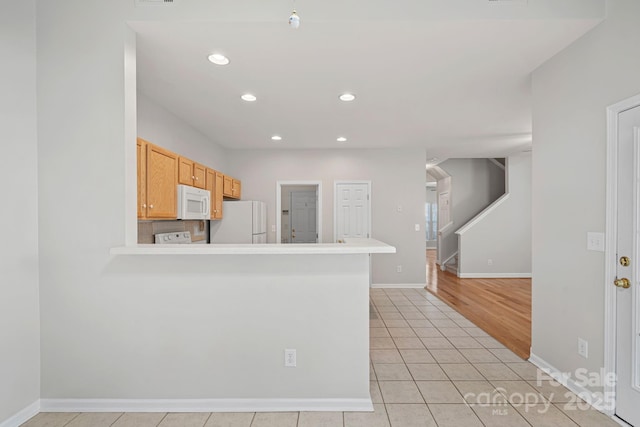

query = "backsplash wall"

[{"left": 138, "top": 220, "right": 209, "bottom": 244}]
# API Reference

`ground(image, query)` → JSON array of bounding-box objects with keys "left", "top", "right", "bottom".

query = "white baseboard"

[
  {"left": 457, "top": 273, "right": 532, "bottom": 279},
  {"left": 39, "top": 398, "right": 373, "bottom": 413},
  {"left": 371, "top": 283, "right": 426, "bottom": 289},
  {"left": 0, "top": 400, "right": 40, "bottom": 427},
  {"left": 528, "top": 353, "right": 610, "bottom": 414}
]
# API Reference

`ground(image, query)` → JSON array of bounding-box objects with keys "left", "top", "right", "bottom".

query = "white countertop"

[{"left": 110, "top": 238, "right": 396, "bottom": 255}]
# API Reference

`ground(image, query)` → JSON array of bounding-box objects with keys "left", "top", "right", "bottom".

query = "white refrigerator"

[{"left": 210, "top": 201, "right": 267, "bottom": 244}]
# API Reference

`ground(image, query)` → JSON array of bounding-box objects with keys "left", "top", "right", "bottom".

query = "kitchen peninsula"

[{"left": 105, "top": 239, "right": 395, "bottom": 412}]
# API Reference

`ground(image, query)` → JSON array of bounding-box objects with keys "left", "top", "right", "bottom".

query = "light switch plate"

[
  {"left": 415, "top": 224, "right": 420, "bottom": 231},
  {"left": 587, "top": 232, "right": 605, "bottom": 252}
]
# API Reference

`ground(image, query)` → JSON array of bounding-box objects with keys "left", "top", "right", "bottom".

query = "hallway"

[{"left": 425, "top": 250, "right": 531, "bottom": 359}]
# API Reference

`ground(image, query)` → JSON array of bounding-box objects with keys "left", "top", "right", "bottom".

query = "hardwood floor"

[{"left": 425, "top": 249, "right": 531, "bottom": 359}]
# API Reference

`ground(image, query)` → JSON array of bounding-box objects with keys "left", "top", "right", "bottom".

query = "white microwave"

[{"left": 177, "top": 185, "right": 210, "bottom": 220}]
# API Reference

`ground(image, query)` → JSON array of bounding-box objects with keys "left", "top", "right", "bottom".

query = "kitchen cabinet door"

[
  {"left": 206, "top": 168, "right": 224, "bottom": 220},
  {"left": 214, "top": 171, "right": 224, "bottom": 218},
  {"left": 223, "top": 175, "right": 242, "bottom": 199},
  {"left": 193, "top": 162, "right": 206, "bottom": 189},
  {"left": 209, "top": 169, "right": 225, "bottom": 219},
  {"left": 232, "top": 178, "right": 242, "bottom": 199},
  {"left": 178, "top": 156, "right": 194, "bottom": 186},
  {"left": 180, "top": 157, "right": 206, "bottom": 189},
  {"left": 136, "top": 138, "right": 147, "bottom": 219},
  {"left": 223, "top": 175, "right": 233, "bottom": 197},
  {"left": 146, "top": 143, "right": 178, "bottom": 219}
]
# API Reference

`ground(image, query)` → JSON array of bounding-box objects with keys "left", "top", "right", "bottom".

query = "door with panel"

[
  {"left": 335, "top": 182, "right": 370, "bottom": 242},
  {"left": 290, "top": 191, "right": 317, "bottom": 243},
  {"left": 615, "top": 104, "right": 640, "bottom": 426}
]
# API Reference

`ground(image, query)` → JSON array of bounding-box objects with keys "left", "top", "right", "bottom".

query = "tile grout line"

[
  {"left": 109, "top": 413, "right": 125, "bottom": 427},
  {"left": 202, "top": 412, "right": 212, "bottom": 427},
  {"left": 60, "top": 413, "right": 80, "bottom": 427},
  {"left": 156, "top": 412, "right": 168, "bottom": 427}
]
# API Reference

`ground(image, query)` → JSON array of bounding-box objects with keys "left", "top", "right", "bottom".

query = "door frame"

[
  {"left": 276, "top": 180, "right": 323, "bottom": 244},
  {"left": 604, "top": 92, "right": 640, "bottom": 417},
  {"left": 333, "top": 180, "right": 372, "bottom": 242}
]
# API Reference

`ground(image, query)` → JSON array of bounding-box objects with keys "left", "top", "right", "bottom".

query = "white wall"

[
  {"left": 34, "top": 0, "right": 403, "bottom": 404},
  {"left": 531, "top": 0, "right": 640, "bottom": 394},
  {"left": 138, "top": 94, "right": 227, "bottom": 170},
  {"left": 437, "top": 158, "right": 505, "bottom": 263},
  {"left": 457, "top": 153, "right": 532, "bottom": 276},
  {"left": 0, "top": 0, "right": 41, "bottom": 423},
  {"left": 225, "top": 149, "right": 427, "bottom": 285}
]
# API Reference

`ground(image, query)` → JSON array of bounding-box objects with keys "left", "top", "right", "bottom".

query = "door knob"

[
  {"left": 620, "top": 256, "right": 631, "bottom": 267},
  {"left": 614, "top": 278, "right": 631, "bottom": 289}
]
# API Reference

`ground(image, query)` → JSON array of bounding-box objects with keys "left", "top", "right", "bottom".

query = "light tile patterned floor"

[{"left": 20, "top": 289, "right": 619, "bottom": 427}]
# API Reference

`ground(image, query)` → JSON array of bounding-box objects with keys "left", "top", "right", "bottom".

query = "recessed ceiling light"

[
  {"left": 241, "top": 93, "right": 257, "bottom": 102},
  {"left": 336, "top": 137, "right": 347, "bottom": 142},
  {"left": 208, "top": 53, "right": 229, "bottom": 65},
  {"left": 339, "top": 93, "right": 356, "bottom": 102},
  {"left": 271, "top": 135, "right": 282, "bottom": 141}
]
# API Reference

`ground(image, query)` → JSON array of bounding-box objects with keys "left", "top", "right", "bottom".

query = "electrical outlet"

[
  {"left": 487, "top": 259, "right": 493, "bottom": 266},
  {"left": 271, "top": 225, "right": 276, "bottom": 232},
  {"left": 414, "top": 224, "right": 420, "bottom": 231},
  {"left": 284, "top": 349, "right": 297, "bottom": 367},
  {"left": 397, "top": 205, "right": 403, "bottom": 213},
  {"left": 396, "top": 265, "right": 402, "bottom": 273},
  {"left": 578, "top": 338, "right": 588, "bottom": 358},
  {"left": 587, "top": 232, "right": 605, "bottom": 252}
]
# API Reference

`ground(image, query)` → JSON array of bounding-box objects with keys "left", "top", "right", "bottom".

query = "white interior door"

[
  {"left": 615, "top": 105, "right": 640, "bottom": 426},
  {"left": 438, "top": 191, "right": 450, "bottom": 227},
  {"left": 290, "top": 191, "right": 317, "bottom": 243},
  {"left": 335, "top": 182, "right": 370, "bottom": 242}
]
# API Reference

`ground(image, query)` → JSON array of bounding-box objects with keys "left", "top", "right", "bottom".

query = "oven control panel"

[{"left": 154, "top": 231, "right": 192, "bottom": 244}]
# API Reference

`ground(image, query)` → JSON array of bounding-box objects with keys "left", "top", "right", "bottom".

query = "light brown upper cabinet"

[
  {"left": 136, "top": 138, "right": 147, "bottom": 219},
  {"left": 138, "top": 138, "right": 179, "bottom": 219},
  {"left": 232, "top": 178, "right": 241, "bottom": 199},
  {"left": 178, "top": 156, "right": 206, "bottom": 189},
  {"left": 223, "top": 175, "right": 233, "bottom": 197},
  {"left": 223, "top": 175, "right": 242, "bottom": 199},
  {"left": 178, "top": 157, "right": 192, "bottom": 185},
  {"left": 206, "top": 168, "right": 224, "bottom": 220}
]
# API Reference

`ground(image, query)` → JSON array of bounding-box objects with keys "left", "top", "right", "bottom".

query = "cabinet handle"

[
  {"left": 142, "top": 204, "right": 147, "bottom": 208},
  {"left": 192, "top": 175, "right": 195, "bottom": 179},
  {"left": 195, "top": 177, "right": 199, "bottom": 181},
  {"left": 149, "top": 204, "right": 154, "bottom": 209}
]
